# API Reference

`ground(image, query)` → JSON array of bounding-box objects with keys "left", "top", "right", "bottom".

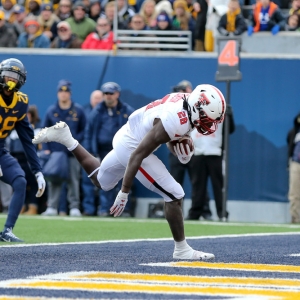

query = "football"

[{"left": 170, "top": 136, "right": 194, "bottom": 155}]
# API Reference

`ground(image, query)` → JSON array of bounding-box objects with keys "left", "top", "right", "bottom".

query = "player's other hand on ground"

[
  {"left": 174, "top": 142, "right": 194, "bottom": 164},
  {"left": 110, "top": 191, "right": 129, "bottom": 217},
  {"left": 35, "top": 172, "right": 46, "bottom": 197}
]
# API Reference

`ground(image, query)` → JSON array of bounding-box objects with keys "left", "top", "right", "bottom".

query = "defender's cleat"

[
  {"left": 32, "top": 121, "right": 77, "bottom": 149},
  {"left": 173, "top": 249, "right": 215, "bottom": 261},
  {"left": 0, "top": 228, "right": 24, "bottom": 242}
]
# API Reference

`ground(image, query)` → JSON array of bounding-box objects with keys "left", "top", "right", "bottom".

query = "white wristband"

[{"left": 67, "top": 140, "right": 79, "bottom": 151}]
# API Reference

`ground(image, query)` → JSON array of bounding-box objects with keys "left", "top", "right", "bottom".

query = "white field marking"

[
  {"left": 141, "top": 262, "right": 300, "bottom": 274},
  {"left": 288, "top": 254, "right": 300, "bottom": 257},
  {"left": 0, "top": 231, "right": 300, "bottom": 248},
  {"left": 1, "top": 214, "right": 299, "bottom": 228}
]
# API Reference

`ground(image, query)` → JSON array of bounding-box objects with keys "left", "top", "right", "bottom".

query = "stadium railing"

[{"left": 114, "top": 30, "right": 193, "bottom": 52}]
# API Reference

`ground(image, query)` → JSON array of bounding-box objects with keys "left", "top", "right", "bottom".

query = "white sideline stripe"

[
  {"left": 1, "top": 214, "right": 300, "bottom": 228},
  {"left": 289, "top": 254, "right": 300, "bottom": 257},
  {"left": 1, "top": 232, "right": 300, "bottom": 248}
]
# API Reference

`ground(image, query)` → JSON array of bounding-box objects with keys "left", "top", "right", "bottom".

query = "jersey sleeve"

[
  {"left": 15, "top": 116, "right": 42, "bottom": 174},
  {"left": 160, "top": 109, "right": 190, "bottom": 140}
]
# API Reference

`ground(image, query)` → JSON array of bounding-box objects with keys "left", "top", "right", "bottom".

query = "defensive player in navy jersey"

[{"left": 0, "top": 58, "right": 46, "bottom": 242}]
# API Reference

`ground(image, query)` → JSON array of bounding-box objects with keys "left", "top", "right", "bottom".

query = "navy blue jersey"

[{"left": 0, "top": 91, "right": 42, "bottom": 174}]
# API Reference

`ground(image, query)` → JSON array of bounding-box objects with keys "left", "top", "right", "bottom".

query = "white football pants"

[{"left": 97, "top": 125, "right": 184, "bottom": 202}]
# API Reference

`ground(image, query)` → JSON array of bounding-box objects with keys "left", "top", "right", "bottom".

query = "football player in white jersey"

[{"left": 33, "top": 84, "right": 226, "bottom": 260}]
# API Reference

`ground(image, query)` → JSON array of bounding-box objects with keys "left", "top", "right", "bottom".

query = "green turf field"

[{"left": 1, "top": 214, "right": 300, "bottom": 244}]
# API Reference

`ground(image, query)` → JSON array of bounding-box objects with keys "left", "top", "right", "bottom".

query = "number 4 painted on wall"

[{"left": 218, "top": 40, "right": 239, "bottom": 67}]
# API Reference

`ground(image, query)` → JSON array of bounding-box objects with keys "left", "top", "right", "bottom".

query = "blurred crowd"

[{"left": 0, "top": 0, "right": 299, "bottom": 51}]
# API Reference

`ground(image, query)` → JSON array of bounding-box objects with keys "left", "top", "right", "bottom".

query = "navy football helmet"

[{"left": 0, "top": 58, "right": 27, "bottom": 92}]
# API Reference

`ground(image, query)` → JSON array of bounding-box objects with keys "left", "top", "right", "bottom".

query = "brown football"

[{"left": 170, "top": 136, "right": 194, "bottom": 155}]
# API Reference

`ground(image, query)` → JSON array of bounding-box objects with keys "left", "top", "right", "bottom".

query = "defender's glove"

[
  {"left": 174, "top": 142, "right": 194, "bottom": 164},
  {"left": 35, "top": 172, "right": 46, "bottom": 197},
  {"left": 110, "top": 190, "right": 129, "bottom": 217}
]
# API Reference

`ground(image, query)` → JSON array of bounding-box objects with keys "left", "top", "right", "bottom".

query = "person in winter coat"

[
  {"left": 217, "top": 0, "right": 247, "bottom": 36},
  {"left": 17, "top": 18, "right": 50, "bottom": 48},
  {"left": 0, "top": 10, "right": 17, "bottom": 47},
  {"left": 81, "top": 16, "right": 114, "bottom": 50}
]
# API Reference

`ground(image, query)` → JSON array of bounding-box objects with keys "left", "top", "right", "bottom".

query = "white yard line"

[
  {"left": 1, "top": 214, "right": 300, "bottom": 228},
  {"left": 0, "top": 231, "right": 300, "bottom": 248}
]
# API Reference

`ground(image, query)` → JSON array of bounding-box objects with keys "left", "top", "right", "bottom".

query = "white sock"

[{"left": 174, "top": 239, "right": 194, "bottom": 259}]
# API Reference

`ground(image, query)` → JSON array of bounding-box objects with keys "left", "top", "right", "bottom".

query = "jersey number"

[
  {"left": 0, "top": 116, "right": 18, "bottom": 138},
  {"left": 177, "top": 111, "right": 188, "bottom": 124}
]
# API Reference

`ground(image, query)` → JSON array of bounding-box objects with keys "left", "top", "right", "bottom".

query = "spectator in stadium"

[
  {"left": 247, "top": 0, "right": 286, "bottom": 36},
  {"left": 51, "top": 21, "right": 82, "bottom": 48},
  {"left": 287, "top": 112, "right": 300, "bottom": 223},
  {"left": 188, "top": 103, "right": 235, "bottom": 221},
  {"left": 172, "top": 0, "right": 195, "bottom": 33},
  {"left": 83, "top": 82, "right": 134, "bottom": 217},
  {"left": 186, "top": 0, "right": 198, "bottom": 21},
  {"left": 55, "top": 0, "right": 72, "bottom": 21},
  {"left": 82, "top": 90, "right": 103, "bottom": 216},
  {"left": 83, "top": 90, "right": 103, "bottom": 117},
  {"left": 285, "top": 13, "right": 300, "bottom": 31},
  {"left": 155, "top": 0, "right": 173, "bottom": 19},
  {"left": 33, "top": 83, "right": 226, "bottom": 260},
  {"left": 9, "top": 105, "right": 43, "bottom": 216},
  {"left": 41, "top": 80, "right": 86, "bottom": 217},
  {"left": 193, "top": 0, "right": 208, "bottom": 51},
  {"left": 139, "top": 0, "right": 157, "bottom": 28},
  {"left": 104, "top": 1, "right": 127, "bottom": 29},
  {"left": 151, "top": 12, "right": 181, "bottom": 51},
  {"left": 81, "top": 16, "right": 114, "bottom": 50},
  {"left": 289, "top": 0, "right": 300, "bottom": 16},
  {"left": 168, "top": 80, "right": 212, "bottom": 221},
  {"left": 217, "top": 0, "right": 247, "bottom": 36},
  {"left": 37, "top": 4, "right": 60, "bottom": 41},
  {"left": 12, "top": 5, "right": 27, "bottom": 37},
  {"left": 17, "top": 18, "right": 51, "bottom": 48},
  {"left": 65, "top": 1, "right": 96, "bottom": 42},
  {"left": 123, "top": 14, "right": 155, "bottom": 50},
  {"left": 50, "top": 0, "right": 73, "bottom": 40},
  {"left": 26, "top": 0, "right": 42, "bottom": 17},
  {"left": 0, "top": 10, "right": 18, "bottom": 47},
  {"left": 117, "top": 0, "right": 136, "bottom": 29},
  {"left": 127, "top": 13, "right": 150, "bottom": 29},
  {"left": 88, "top": 0, "right": 102, "bottom": 22},
  {"left": 0, "top": 0, "right": 17, "bottom": 23}
]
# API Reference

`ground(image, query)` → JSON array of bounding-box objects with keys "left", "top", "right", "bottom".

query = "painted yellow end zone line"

[
  {"left": 142, "top": 262, "right": 300, "bottom": 273},
  {"left": 71, "top": 271, "right": 300, "bottom": 288},
  {"left": 6, "top": 280, "right": 300, "bottom": 299}
]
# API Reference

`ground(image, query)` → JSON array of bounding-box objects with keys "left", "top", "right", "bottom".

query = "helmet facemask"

[
  {"left": 193, "top": 103, "right": 220, "bottom": 135},
  {"left": 2, "top": 70, "right": 25, "bottom": 91}
]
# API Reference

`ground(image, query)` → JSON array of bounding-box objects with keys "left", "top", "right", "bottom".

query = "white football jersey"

[{"left": 127, "top": 93, "right": 194, "bottom": 143}]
